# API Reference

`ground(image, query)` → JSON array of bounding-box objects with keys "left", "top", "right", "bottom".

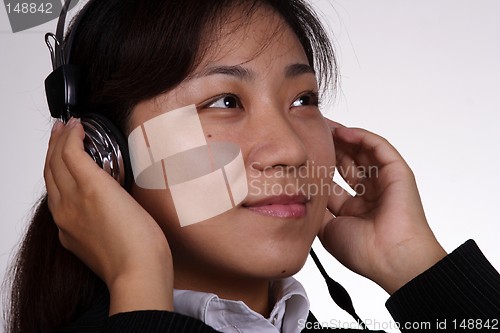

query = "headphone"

[{"left": 44, "top": 0, "right": 132, "bottom": 190}]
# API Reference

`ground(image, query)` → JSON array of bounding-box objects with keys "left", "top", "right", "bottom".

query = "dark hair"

[{"left": 4, "top": 0, "right": 337, "bottom": 332}]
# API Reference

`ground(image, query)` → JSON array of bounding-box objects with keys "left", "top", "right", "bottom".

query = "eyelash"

[
  {"left": 204, "top": 93, "right": 243, "bottom": 109},
  {"left": 201, "top": 91, "right": 320, "bottom": 110},
  {"left": 291, "top": 91, "right": 320, "bottom": 108}
]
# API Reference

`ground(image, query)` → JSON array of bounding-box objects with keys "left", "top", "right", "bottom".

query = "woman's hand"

[
  {"left": 44, "top": 118, "right": 173, "bottom": 314},
  {"left": 319, "top": 118, "right": 447, "bottom": 294}
]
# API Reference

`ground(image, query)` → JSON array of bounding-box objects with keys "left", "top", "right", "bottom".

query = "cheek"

[
  {"left": 296, "top": 118, "right": 335, "bottom": 220},
  {"left": 297, "top": 117, "right": 336, "bottom": 172}
]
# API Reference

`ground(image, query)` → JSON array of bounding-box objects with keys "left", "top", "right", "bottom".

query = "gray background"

[{"left": 1, "top": 1, "right": 499, "bottom": 332}]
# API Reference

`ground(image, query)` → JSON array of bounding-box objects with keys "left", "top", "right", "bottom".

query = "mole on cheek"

[{"left": 207, "top": 134, "right": 212, "bottom": 138}]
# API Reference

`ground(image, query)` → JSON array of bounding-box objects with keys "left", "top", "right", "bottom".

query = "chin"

[{"left": 243, "top": 241, "right": 313, "bottom": 279}]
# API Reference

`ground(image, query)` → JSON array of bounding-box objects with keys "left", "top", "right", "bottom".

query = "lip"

[{"left": 242, "top": 194, "right": 308, "bottom": 218}]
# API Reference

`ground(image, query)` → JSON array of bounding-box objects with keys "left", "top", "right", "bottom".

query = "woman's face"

[{"left": 129, "top": 6, "right": 335, "bottom": 287}]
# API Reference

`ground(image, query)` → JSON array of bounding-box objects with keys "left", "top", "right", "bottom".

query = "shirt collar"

[{"left": 173, "top": 277, "right": 310, "bottom": 333}]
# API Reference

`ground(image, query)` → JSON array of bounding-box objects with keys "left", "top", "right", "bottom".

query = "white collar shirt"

[{"left": 173, "top": 277, "right": 310, "bottom": 333}]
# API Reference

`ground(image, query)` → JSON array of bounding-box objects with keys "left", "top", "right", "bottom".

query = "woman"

[{"left": 6, "top": 0, "right": 499, "bottom": 332}]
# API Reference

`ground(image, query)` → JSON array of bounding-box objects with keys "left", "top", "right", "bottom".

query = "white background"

[{"left": 1, "top": 1, "right": 499, "bottom": 332}]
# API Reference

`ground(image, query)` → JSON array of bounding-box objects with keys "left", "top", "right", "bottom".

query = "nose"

[{"left": 247, "top": 111, "right": 308, "bottom": 173}]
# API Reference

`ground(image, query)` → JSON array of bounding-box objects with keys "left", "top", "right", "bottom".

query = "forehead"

[{"left": 193, "top": 4, "right": 309, "bottom": 72}]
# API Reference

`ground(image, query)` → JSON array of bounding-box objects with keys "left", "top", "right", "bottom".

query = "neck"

[{"left": 174, "top": 266, "right": 273, "bottom": 317}]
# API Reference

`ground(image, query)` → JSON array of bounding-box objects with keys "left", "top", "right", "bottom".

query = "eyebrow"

[
  {"left": 189, "top": 63, "right": 315, "bottom": 81},
  {"left": 284, "top": 63, "right": 316, "bottom": 78},
  {"left": 199, "top": 65, "right": 254, "bottom": 80}
]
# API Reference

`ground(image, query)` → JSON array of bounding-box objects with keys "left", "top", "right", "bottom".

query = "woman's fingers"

[
  {"left": 42, "top": 118, "right": 174, "bottom": 308},
  {"left": 320, "top": 120, "right": 447, "bottom": 293},
  {"left": 324, "top": 118, "right": 381, "bottom": 185},
  {"left": 325, "top": 178, "right": 354, "bottom": 216},
  {"left": 331, "top": 125, "right": 413, "bottom": 190},
  {"left": 44, "top": 118, "right": 102, "bottom": 230},
  {"left": 61, "top": 120, "right": 112, "bottom": 189},
  {"left": 323, "top": 117, "right": 346, "bottom": 131},
  {"left": 334, "top": 126, "right": 405, "bottom": 169},
  {"left": 47, "top": 120, "right": 82, "bottom": 190},
  {"left": 44, "top": 121, "right": 66, "bottom": 210},
  {"left": 323, "top": 119, "right": 361, "bottom": 214},
  {"left": 324, "top": 119, "right": 413, "bottom": 215}
]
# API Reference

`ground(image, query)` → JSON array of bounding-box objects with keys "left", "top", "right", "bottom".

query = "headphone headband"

[
  {"left": 44, "top": 0, "right": 132, "bottom": 189},
  {"left": 54, "top": 0, "right": 70, "bottom": 67},
  {"left": 45, "top": 0, "right": 92, "bottom": 121}
]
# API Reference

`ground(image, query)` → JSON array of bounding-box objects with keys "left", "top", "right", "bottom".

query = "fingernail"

[
  {"left": 52, "top": 120, "right": 63, "bottom": 132},
  {"left": 67, "top": 117, "right": 80, "bottom": 128}
]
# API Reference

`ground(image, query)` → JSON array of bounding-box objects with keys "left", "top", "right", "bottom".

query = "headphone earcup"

[{"left": 80, "top": 113, "right": 132, "bottom": 191}]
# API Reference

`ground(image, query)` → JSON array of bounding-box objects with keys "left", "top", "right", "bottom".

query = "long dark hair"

[{"left": 4, "top": 0, "right": 337, "bottom": 332}]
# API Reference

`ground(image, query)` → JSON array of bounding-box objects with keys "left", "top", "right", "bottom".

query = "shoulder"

[{"left": 57, "top": 290, "right": 218, "bottom": 333}]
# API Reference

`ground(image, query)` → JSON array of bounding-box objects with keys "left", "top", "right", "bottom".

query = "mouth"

[{"left": 242, "top": 194, "right": 308, "bottom": 218}]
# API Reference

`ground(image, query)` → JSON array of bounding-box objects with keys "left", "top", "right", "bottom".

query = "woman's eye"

[
  {"left": 291, "top": 92, "right": 319, "bottom": 108},
  {"left": 207, "top": 94, "right": 242, "bottom": 109}
]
